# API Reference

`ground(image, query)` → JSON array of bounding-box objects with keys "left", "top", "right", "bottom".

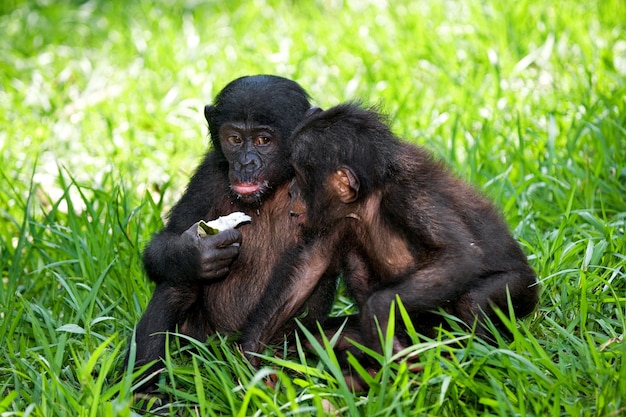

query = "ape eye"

[
  {"left": 227, "top": 135, "right": 242, "bottom": 145},
  {"left": 255, "top": 136, "right": 271, "bottom": 146}
]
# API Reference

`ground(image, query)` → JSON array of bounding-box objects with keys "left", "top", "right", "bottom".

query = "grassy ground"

[{"left": 1, "top": 0, "right": 625, "bottom": 415}]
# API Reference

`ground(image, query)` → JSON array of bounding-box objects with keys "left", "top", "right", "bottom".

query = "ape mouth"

[
  {"left": 231, "top": 182, "right": 272, "bottom": 204},
  {"left": 232, "top": 182, "right": 263, "bottom": 195}
]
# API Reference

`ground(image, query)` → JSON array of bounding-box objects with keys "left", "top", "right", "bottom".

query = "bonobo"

[
  {"left": 129, "top": 75, "right": 337, "bottom": 391},
  {"left": 241, "top": 103, "right": 539, "bottom": 362}
]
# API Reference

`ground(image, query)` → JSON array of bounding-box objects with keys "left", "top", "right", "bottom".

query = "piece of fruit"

[{"left": 197, "top": 212, "right": 252, "bottom": 237}]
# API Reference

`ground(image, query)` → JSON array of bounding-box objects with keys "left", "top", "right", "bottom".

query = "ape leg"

[
  {"left": 128, "top": 283, "right": 200, "bottom": 391},
  {"left": 318, "top": 315, "right": 376, "bottom": 392},
  {"left": 299, "top": 314, "right": 364, "bottom": 359},
  {"left": 456, "top": 269, "right": 539, "bottom": 338},
  {"left": 239, "top": 241, "right": 334, "bottom": 356},
  {"left": 359, "top": 255, "right": 479, "bottom": 354}
]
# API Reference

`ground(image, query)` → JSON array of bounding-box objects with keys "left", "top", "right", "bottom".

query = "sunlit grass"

[{"left": 1, "top": 0, "right": 625, "bottom": 415}]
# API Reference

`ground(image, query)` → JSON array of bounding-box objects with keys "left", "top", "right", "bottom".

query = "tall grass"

[{"left": 1, "top": 0, "right": 624, "bottom": 415}]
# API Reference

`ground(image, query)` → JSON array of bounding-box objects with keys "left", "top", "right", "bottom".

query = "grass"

[{"left": 1, "top": 0, "right": 625, "bottom": 415}]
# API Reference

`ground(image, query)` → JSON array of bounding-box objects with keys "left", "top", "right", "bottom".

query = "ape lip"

[{"left": 233, "top": 183, "right": 262, "bottom": 194}]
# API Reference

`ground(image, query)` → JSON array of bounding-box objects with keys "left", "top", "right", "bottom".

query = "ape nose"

[{"left": 241, "top": 152, "right": 261, "bottom": 172}]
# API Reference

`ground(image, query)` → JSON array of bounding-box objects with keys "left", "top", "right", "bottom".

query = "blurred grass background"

[{"left": 1, "top": 0, "right": 625, "bottom": 415}]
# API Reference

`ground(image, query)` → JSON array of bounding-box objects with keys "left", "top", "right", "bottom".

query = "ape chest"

[
  {"left": 203, "top": 222, "right": 299, "bottom": 332},
  {"left": 234, "top": 216, "right": 301, "bottom": 276}
]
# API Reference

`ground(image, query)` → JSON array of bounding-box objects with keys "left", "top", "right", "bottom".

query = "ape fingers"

[
  {"left": 197, "top": 247, "right": 239, "bottom": 280},
  {"left": 343, "top": 372, "right": 373, "bottom": 393},
  {"left": 209, "top": 228, "right": 243, "bottom": 248},
  {"left": 248, "top": 354, "right": 262, "bottom": 369},
  {"left": 195, "top": 230, "right": 242, "bottom": 280},
  {"left": 198, "top": 264, "right": 231, "bottom": 280},
  {"left": 238, "top": 341, "right": 262, "bottom": 368},
  {"left": 391, "top": 336, "right": 424, "bottom": 373}
]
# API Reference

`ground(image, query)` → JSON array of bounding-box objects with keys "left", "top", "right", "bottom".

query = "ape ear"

[
  {"left": 332, "top": 166, "right": 359, "bottom": 203},
  {"left": 204, "top": 104, "right": 215, "bottom": 122},
  {"left": 305, "top": 107, "right": 323, "bottom": 118}
]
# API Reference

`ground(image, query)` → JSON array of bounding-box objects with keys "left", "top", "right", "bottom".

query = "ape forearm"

[
  {"left": 240, "top": 242, "right": 332, "bottom": 353},
  {"left": 239, "top": 252, "right": 306, "bottom": 353},
  {"left": 372, "top": 254, "right": 479, "bottom": 314},
  {"left": 142, "top": 231, "right": 199, "bottom": 284}
]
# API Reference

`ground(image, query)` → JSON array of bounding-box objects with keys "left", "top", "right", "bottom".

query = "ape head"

[
  {"left": 289, "top": 103, "right": 402, "bottom": 231},
  {"left": 205, "top": 75, "right": 311, "bottom": 204}
]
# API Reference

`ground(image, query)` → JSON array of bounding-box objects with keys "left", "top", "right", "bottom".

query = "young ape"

[
  {"left": 129, "top": 75, "right": 337, "bottom": 391},
  {"left": 240, "top": 103, "right": 539, "bottom": 366}
]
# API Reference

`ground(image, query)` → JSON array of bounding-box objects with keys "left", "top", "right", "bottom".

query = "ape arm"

[
  {"left": 239, "top": 239, "right": 334, "bottom": 355},
  {"left": 143, "top": 153, "right": 242, "bottom": 284},
  {"left": 143, "top": 227, "right": 241, "bottom": 284}
]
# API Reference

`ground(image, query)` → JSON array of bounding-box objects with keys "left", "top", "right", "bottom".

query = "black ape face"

[
  {"left": 205, "top": 75, "right": 311, "bottom": 205},
  {"left": 218, "top": 121, "right": 283, "bottom": 201}
]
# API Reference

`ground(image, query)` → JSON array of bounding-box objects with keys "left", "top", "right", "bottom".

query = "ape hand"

[
  {"left": 240, "top": 341, "right": 262, "bottom": 368},
  {"left": 182, "top": 223, "right": 242, "bottom": 280}
]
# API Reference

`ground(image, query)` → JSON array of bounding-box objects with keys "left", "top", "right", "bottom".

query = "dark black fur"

[
  {"left": 241, "top": 103, "right": 539, "bottom": 368},
  {"left": 129, "top": 75, "right": 337, "bottom": 392}
]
